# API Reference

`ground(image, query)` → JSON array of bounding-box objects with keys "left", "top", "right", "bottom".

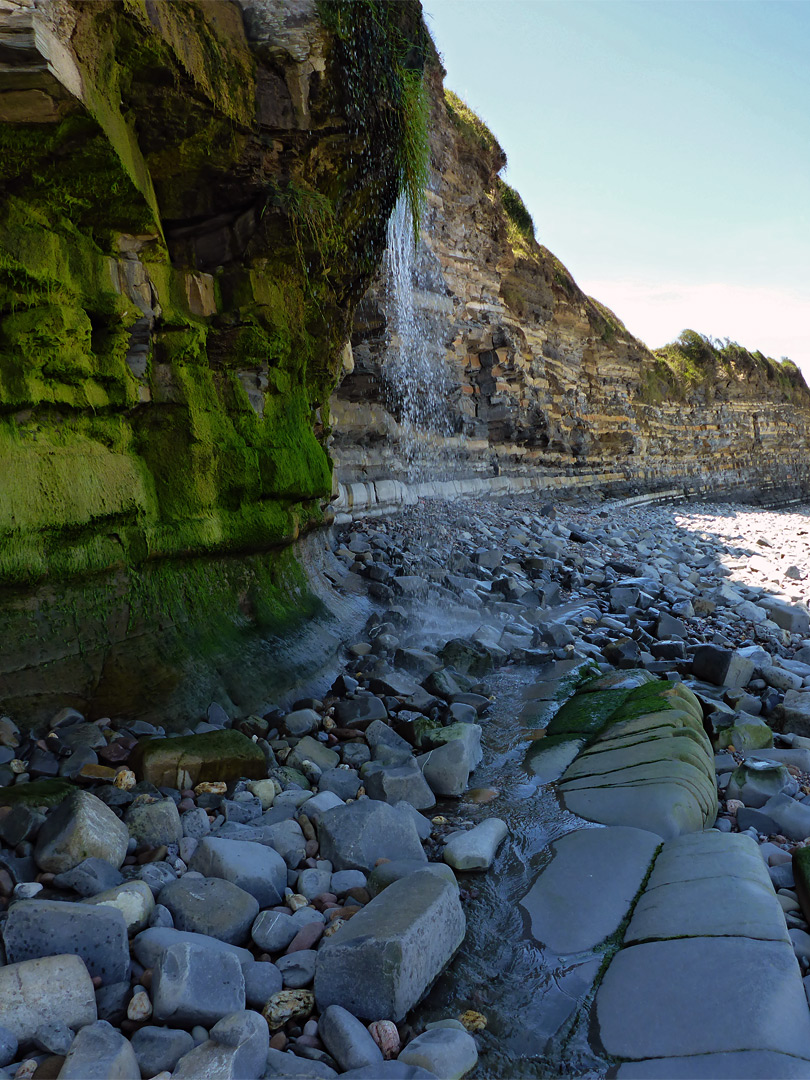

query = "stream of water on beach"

[{"left": 408, "top": 657, "right": 612, "bottom": 1079}]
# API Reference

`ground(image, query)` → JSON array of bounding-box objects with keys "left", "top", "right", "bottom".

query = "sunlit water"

[{"left": 382, "top": 194, "right": 454, "bottom": 481}]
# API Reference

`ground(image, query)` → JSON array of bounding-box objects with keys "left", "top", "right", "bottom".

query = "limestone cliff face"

[
  {"left": 0, "top": 0, "right": 425, "bottom": 722},
  {"left": 332, "top": 63, "right": 810, "bottom": 509}
]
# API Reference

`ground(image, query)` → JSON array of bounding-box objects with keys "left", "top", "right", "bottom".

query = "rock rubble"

[{"left": 4, "top": 494, "right": 810, "bottom": 1076}]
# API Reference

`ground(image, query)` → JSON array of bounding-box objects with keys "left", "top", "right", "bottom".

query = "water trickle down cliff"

[{"left": 331, "top": 61, "right": 810, "bottom": 515}]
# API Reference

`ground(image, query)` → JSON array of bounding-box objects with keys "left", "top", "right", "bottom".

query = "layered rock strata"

[{"left": 332, "top": 65, "right": 810, "bottom": 511}]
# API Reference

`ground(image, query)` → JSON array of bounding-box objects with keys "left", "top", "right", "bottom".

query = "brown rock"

[{"left": 285, "top": 921, "right": 324, "bottom": 954}]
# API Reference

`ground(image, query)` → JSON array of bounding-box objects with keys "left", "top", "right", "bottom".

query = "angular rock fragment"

[
  {"left": 33, "top": 790, "right": 128, "bottom": 873},
  {"left": 314, "top": 869, "right": 465, "bottom": 1020}
]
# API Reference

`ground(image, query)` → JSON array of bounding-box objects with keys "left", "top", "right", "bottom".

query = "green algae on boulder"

[
  {"left": 131, "top": 730, "right": 266, "bottom": 788},
  {"left": 0, "top": 779, "right": 74, "bottom": 809}
]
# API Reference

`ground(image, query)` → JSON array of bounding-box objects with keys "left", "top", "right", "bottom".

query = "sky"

[{"left": 423, "top": 0, "right": 810, "bottom": 376}]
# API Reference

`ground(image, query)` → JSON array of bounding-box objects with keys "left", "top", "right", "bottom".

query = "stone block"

[
  {"left": 3, "top": 898, "right": 129, "bottom": 984},
  {"left": 691, "top": 646, "right": 755, "bottom": 687},
  {"left": 130, "top": 730, "right": 266, "bottom": 788},
  {"left": 152, "top": 941, "right": 245, "bottom": 1027},
  {"left": 317, "top": 799, "right": 426, "bottom": 872},
  {"left": 314, "top": 869, "right": 465, "bottom": 1020},
  {"left": 0, "top": 954, "right": 96, "bottom": 1043}
]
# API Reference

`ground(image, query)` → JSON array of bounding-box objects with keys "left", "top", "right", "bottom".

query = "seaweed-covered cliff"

[
  {"left": 332, "top": 63, "right": 810, "bottom": 512},
  {"left": 0, "top": 0, "right": 428, "bottom": 722}
]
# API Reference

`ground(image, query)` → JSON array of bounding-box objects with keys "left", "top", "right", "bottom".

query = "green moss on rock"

[
  {"left": 132, "top": 729, "right": 266, "bottom": 788},
  {"left": 0, "top": 779, "right": 74, "bottom": 808}
]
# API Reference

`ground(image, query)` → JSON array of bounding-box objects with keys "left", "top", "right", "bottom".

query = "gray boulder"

[
  {"left": 317, "top": 799, "right": 426, "bottom": 872},
  {"left": 131, "top": 1026, "right": 195, "bottom": 1078},
  {"left": 243, "top": 961, "right": 283, "bottom": 1009},
  {"left": 726, "top": 761, "right": 792, "bottom": 808},
  {"left": 418, "top": 740, "right": 475, "bottom": 797},
  {"left": 0, "top": 954, "right": 96, "bottom": 1044},
  {"left": 760, "top": 794, "right": 810, "bottom": 841},
  {"left": 34, "top": 790, "right": 129, "bottom": 873},
  {"left": 189, "top": 836, "right": 287, "bottom": 908},
  {"left": 58, "top": 1021, "right": 139, "bottom": 1079},
  {"left": 124, "top": 797, "right": 183, "bottom": 847},
  {"left": 3, "top": 898, "right": 129, "bottom": 985},
  {"left": 172, "top": 1010, "right": 269, "bottom": 1080},
  {"left": 314, "top": 869, "right": 465, "bottom": 1020},
  {"left": 152, "top": 941, "right": 245, "bottom": 1026},
  {"left": 443, "top": 818, "right": 508, "bottom": 871},
  {"left": 158, "top": 875, "right": 259, "bottom": 944},
  {"left": 132, "top": 926, "right": 253, "bottom": 968},
  {"left": 364, "top": 762, "right": 436, "bottom": 809},
  {"left": 398, "top": 1027, "right": 478, "bottom": 1079},
  {"left": 252, "top": 909, "right": 298, "bottom": 953},
  {"left": 318, "top": 1004, "right": 384, "bottom": 1072}
]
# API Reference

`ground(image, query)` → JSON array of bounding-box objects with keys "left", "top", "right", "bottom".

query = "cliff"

[
  {"left": 331, "top": 62, "right": 810, "bottom": 513},
  {"left": 1, "top": 0, "right": 809, "bottom": 726},
  {"left": 0, "top": 0, "right": 427, "bottom": 723}
]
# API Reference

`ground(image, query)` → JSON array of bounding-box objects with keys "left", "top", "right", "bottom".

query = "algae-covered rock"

[
  {"left": 715, "top": 715, "right": 774, "bottom": 752},
  {"left": 131, "top": 730, "right": 266, "bottom": 787},
  {"left": 0, "top": 779, "right": 74, "bottom": 808}
]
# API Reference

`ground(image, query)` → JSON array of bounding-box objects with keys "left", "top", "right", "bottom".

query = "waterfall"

[{"left": 382, "top": 193, "right": 453, "bottom": 481}]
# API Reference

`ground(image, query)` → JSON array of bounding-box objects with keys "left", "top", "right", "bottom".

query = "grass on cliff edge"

[{"left": 644, "top": 329, "right": 810, "bottom": 404}]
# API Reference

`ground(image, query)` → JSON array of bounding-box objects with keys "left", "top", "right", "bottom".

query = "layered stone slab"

[
  {"left": 596, "top": 831, "right": 810, "bottom": 1070},
  {"left": 558, "top": 692, "right": 716, "bottom": 840},
  {"left": 598, "top": 937, "right": 810, "bottom": 1060},
  {"left": 615, "top": 1051, "right": 810, "bottom": 1078},
  {"left": 520, "top": 826, "right": 660, "bottom": 954}
]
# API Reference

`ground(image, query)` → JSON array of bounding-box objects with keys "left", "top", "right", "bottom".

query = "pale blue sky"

[{"left": 424, "top": 0, "right": 810, "bottom": 373}]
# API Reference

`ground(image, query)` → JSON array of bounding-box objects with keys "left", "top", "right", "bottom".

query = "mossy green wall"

[{"left": 0, "top": 0, "right": 427, "bottom": 725}]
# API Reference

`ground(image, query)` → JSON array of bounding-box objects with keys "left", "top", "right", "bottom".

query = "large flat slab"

[
  {"left": 646, "top": 831, "right": 769, "bottom": 889},
  {"left": 596, "top": 937, "right": 810, "bottom": 1060},
  {"left": 519, "top": 826, "right": 660, "bottom": 954}
]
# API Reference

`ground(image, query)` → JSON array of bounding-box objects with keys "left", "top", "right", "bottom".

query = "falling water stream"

[{"left": 382, "top": 194, "right": 454, "bottom": 481}]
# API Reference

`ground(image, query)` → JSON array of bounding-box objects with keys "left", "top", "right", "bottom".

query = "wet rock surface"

[{"left": 4, "top": 495, "right": 810, "bottom": 1076}]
